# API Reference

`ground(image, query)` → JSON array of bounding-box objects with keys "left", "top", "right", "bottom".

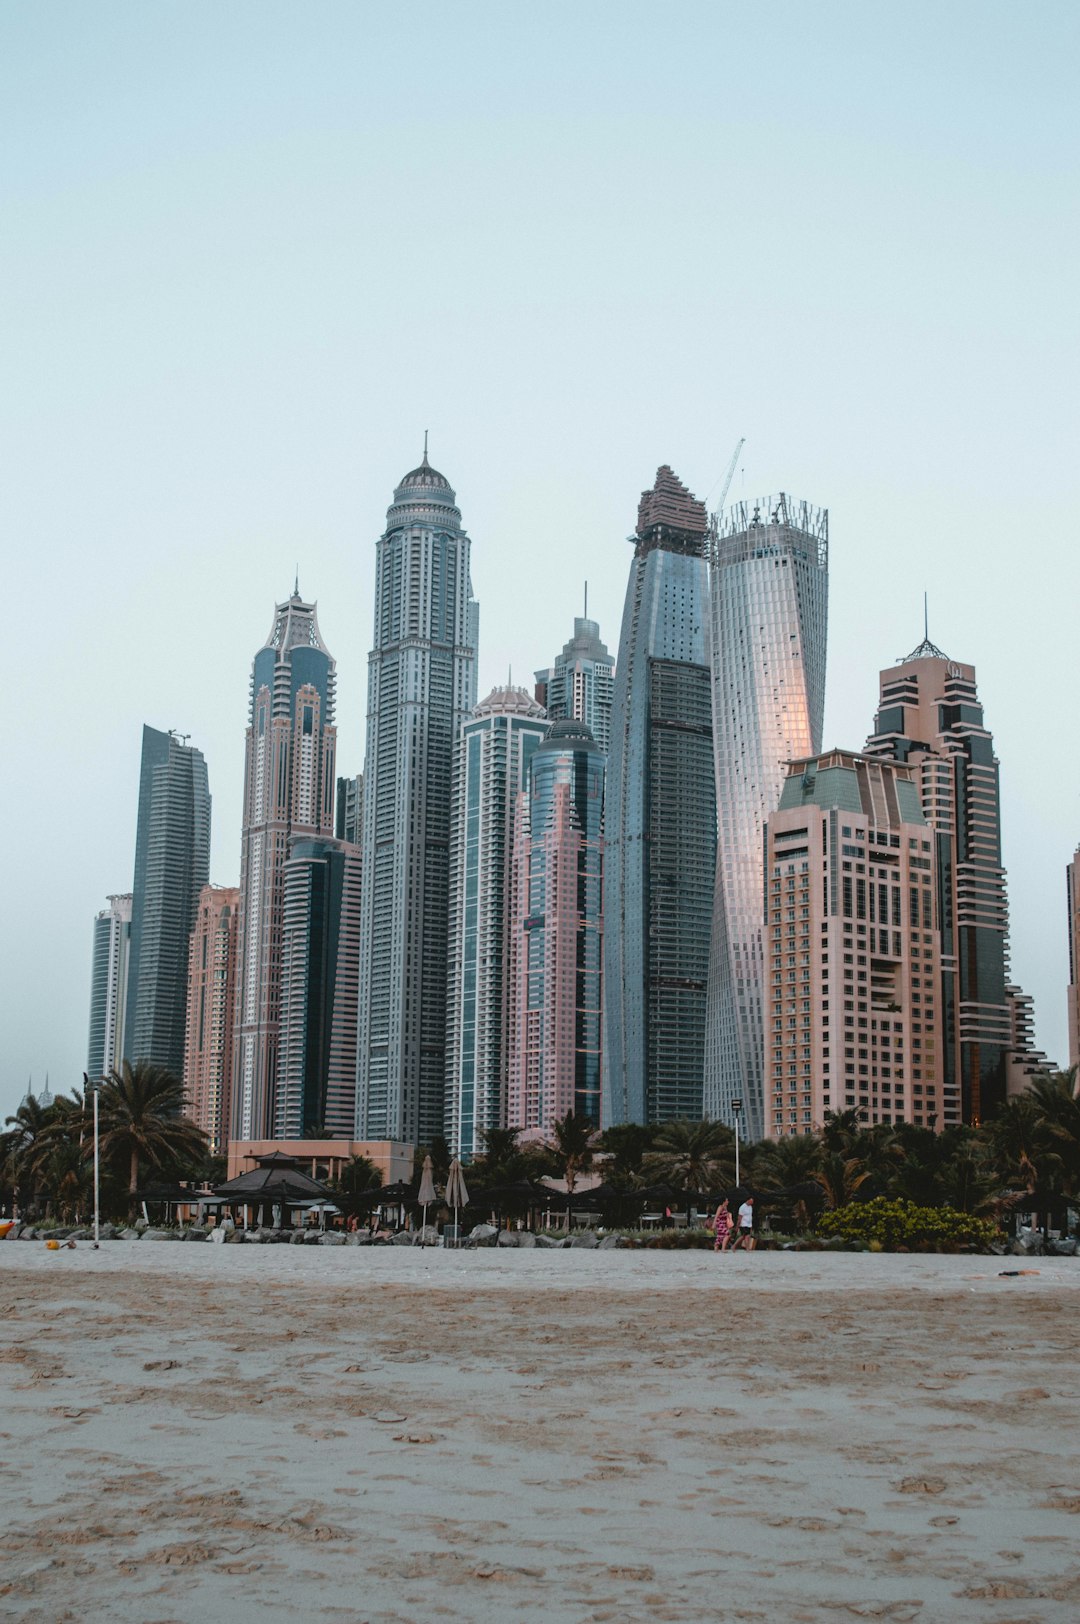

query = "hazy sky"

[{"left": 3, "top": 0, "right": 1078, "bottom": 1122}]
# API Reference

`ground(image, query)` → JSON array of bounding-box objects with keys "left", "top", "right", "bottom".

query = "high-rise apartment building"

[
  {"left": 534, "top": 606, "right": 614, "bottom": 755},
  {"left": 276, "top": 836, "right": 362, "bottom": 1139},
  {"left": 87, "top": 893, "right": 132, "bottom": 1081},
  {"left": 865, "top": 640, "right": 1009, "bottom": 1124},
  {"left": 704, "top": 495, "right": 829, "bottom": 1143},
  {"left": 603, "top": 466, "right": 716, "bottom": 1127},
  {"left": 445, "top": 685, "right": 548, "bottom": 1158},
  {"left": 357, "top": 451, "right": 479, "bottom": 1145},
  {"left": 233, "top": 589, "right": 337, "bottom": 1141},
  {"left": 1003, "top": 983, "right": 1053, "bottom": 1096},
  {"left": 508, "top": 719, "right": 605, "bottom": 1133},
  {"left": 125, "top": 726, "right": 211, "bottom": 1077},
  {"left": 1068, "top": 846, "right": 1080, "bottom": 1072},
  {"left": 764, "top": 749, "right": 945, "bottom": 1136},
  {"left": 182, "top": 885, "right": 239, "bottom": 1151}
]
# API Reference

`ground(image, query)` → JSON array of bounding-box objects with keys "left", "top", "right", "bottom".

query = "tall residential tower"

[
  {"left": 603, "top": 466, "right": 716, "bottom": 1127},
  {"left": 87, "top": 893, "right": 132, "bottom": 1081},
  {"left": 445, "top": 685, "right": 548, "bottom": 1158},
  {"left": 233, "top": 589, "right": 337, "bottom": 1141},
  {"left": 182, "top": 885, "right": 239, "bottom": 1151},
  {"left": 1068, "top": 846, "right": 1080, "bottom": 1072},
  {"left": 865, "top": 638, "right": 1009, "bottom": 1124},
  {"left": 356, "top": 451, "right": 479, "bottom": 1145},
  {"left": 508, "top": 718, "right": 605, "bottom": 1134},
  {"left": 704, "top": 495, "right": 829, "bottom": 1141},
  {"left": 125, "top": 726, "right": 211, "bottom": 1078}
]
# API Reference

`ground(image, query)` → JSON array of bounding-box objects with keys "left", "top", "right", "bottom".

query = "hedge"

[{"left": 816, "top": 1197, "right": 999, "bottom": 1252}]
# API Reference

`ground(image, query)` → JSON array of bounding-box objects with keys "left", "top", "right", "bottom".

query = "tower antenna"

[
  {"left": 924, "top": 590, "right": 929, "bottom": 643},
  {"left": 584, "top": 580, "right": 588, "bottom": 618},
  {"left": 423, "top": 429, "right": 429, "bottom": 463}
]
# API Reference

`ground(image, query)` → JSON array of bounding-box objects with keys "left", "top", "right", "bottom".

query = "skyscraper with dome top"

[{"left": 356, "top": 449, "right": 479, "bottom": 1146}]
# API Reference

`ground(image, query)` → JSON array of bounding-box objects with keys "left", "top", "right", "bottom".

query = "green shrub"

[
  {"left": 644, "top": 1228, "right": 715, "bottom": 1250},
  {"left": 816, "top": 1197, "right": 999, "bottom": 1253}
]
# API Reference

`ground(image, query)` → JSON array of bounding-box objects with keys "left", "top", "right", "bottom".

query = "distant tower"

[
  {"left": 445, "top": 685, "right": 548, "bottom": 1159},
  {"left": 705, "top": 494, "right": 829, "bottom": 1142},
  {"left": 534, "top": 602, "right": 614, "bottom": 754},
  {"left": 865, "top": 637, "right": 1009, "bottom": 1123},
  {"left": 335, "top": 772, "right": 363, "bottom": 845},
  {"left": 603, "top": 466, "right": 716, "bottom": 1127},
  {"left": 276, "top": 836, "right": 362, "bottom": 1139},
  {"left": 508, "top": 719, "right": 605, "bottom": 1134},
  {"left": 87, "top": 893, "right": 132, "bottom": 1080},
  {"left": 233, "top": 588, "right": 337, "bottom": 1141},
  {"left": 182, "top": 885, "right": 239, "bottom": 1151},
  {"left": 1069, "top": 846, "right": 1080, "bottom": 1073},
  {"left": 125, "top": 726, "right": 211, "bottom": 1077},
  {"left": 356, "top": 450, "right": 479, "bottom": 1146}
]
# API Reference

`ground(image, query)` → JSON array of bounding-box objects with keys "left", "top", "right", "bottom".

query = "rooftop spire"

[
  {"left": 898, "top": 593, "right": 949, "bottom": 663},
  {"left": 423, "top": 428, "right": 429, "bottom": 466}
]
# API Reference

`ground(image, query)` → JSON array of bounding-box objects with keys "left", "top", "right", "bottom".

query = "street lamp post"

[
  {"left": 84, "top": 1074, "right": 101, "bottom": 1249},
  {"left": 731, "top": 1098, "right": 743, "bottom": 1189}
]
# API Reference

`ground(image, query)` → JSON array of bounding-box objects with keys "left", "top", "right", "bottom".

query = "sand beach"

[{"left": 2, "top": 1245, "right": 1080, "bottom": 1623}]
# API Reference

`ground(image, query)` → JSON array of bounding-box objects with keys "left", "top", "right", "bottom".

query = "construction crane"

[{"left": 713, "top": 436, "right": 746, "bottom": 517}]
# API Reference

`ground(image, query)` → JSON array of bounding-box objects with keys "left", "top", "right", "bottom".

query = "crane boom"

[{"left": 714, "top": 437, "right": 745, "bottom": 516}]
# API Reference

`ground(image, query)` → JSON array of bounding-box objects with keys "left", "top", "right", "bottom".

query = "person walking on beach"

[
  {"left": 713, "top": 1198, "right": 733, "bottom": 1252},
  {"left": 732, "top": 1195, "right": 755, "bottom": 1251}
]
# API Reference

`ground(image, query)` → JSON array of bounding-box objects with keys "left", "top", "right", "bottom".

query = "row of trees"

[
  {"left": 7, "top": 1064, "right": 1078, "bottom": 1229},
  {"left": 1, "top": 1063, "right": 214, "bottom": 1222},
  {"left": 413, "top": 1070, "right": 1080, "bottom": 1227}
]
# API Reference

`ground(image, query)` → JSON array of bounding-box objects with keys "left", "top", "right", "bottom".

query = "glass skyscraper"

[
  {"left": 233, "top": 589, "right": 337, "bottom": 1141},
  {"left": 704, "top": 496, "right": 828, "bottom": 1142},
  {"left": 276, "top": 836, "right": 362, "bottom": 1140},
  {"left": 508, "top": 718, "right": 605, "bottom": 1133},
  {"left": 125, "top": 725, "right": 211, "bottom": 1078},
  {"left": 445, "top": 685, "right": 548, "bottom": 1159},
  {"left": 356, "top": 452, "right": 479, "bottom": 1146},
  {"left": 865, "top": 640, "right": 1010, "bottom": 1124},
  {"left": 603, "top": 466, "right": 716, "bottom": 1127}
]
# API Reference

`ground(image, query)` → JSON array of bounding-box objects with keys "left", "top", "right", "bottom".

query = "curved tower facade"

[
  {"left": 602, "top": 467, "right": 716, "bottom": 1127},
  {"left": 357, "top": 453, "right": 479, "bottom": 1146},
  {"left": 704, "top": 495, "right": 828, "bottom": 1141},
  {"left": 233, "top": 590, "right": 337, "bottom": 1141}
]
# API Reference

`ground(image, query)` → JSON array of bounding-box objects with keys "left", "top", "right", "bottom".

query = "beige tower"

[
  {"left": 182, "top": 885, "right": 240, "bottom": 1151},
  {"left": 764, "top": 749, "right": 945, "bottom": 1136}
]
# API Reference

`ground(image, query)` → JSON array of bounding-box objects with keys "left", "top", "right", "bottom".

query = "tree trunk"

[{"left": 129, "top": 1147, "right": 140, "bottom": 1215}]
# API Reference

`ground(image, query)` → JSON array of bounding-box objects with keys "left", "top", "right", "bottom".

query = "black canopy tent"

[{"left": 213, "top": 1162, "right": 339, "bottom": 1228}]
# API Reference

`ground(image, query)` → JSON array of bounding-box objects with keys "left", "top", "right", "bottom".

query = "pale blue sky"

[{"left": 3, "top": 0, "right": 1078, "bottom": 1120}]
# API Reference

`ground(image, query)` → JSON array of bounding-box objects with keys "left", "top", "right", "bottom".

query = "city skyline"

[{"left": 5, "top": 3, "right": 1078, "bottom": 1119}]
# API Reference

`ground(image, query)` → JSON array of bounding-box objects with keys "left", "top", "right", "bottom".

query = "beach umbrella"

[
  {"left": 418, "top": 1155, "right": 437, "bottom": 1244},
  {"left": 445, "top": 1157, "right": 469, "bottom": 1242}
]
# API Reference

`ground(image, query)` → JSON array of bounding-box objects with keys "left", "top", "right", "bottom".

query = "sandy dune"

[{"left": 2, "top": 1246, "right": 1079, "bottom": 1623}]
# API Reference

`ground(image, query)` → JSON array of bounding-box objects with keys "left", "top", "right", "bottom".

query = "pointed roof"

[
  {"left": 262, "top": 589, "right": 332, "bottom": 659},
  {"left": 636, "top": 466, "right": 708, "bottom": 539}
]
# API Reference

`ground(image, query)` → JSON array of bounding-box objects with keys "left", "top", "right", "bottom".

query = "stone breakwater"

[{"left": 2, "top": 1220, "right": 625, "bottom": 1248}]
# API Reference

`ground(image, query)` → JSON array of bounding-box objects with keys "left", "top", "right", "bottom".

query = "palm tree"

[
  {"left": 95, "top": 1061, "right": 207, "bottom": 1213},
  {"left": 3, "top": 1093, "right": 65, "bottom": 1214},
  {"left": 38, "top": 1139, "right": 93, "bottom": 1223},
  {"left": 813, "top": 1150, "right": 871, "bottom": 1210},
  {"left": 551, "top": 1111, "right": 596, "bottom": 1198},
  {"left": 641, "top": 1119, "right": 735, "bottom": 1197},
  {"left": 330, "top": 1155, "right": 382, "bottom": 1219}
]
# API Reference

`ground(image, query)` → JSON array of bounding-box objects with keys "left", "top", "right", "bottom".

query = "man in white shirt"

[{"left": 733, "top": 1196, "right": 755, "bottom": 1250}]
